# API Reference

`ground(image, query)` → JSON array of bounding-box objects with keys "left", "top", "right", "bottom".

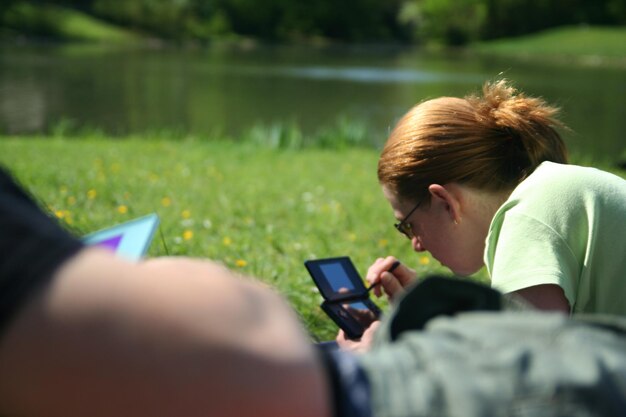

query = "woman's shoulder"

[
  {"left": 495, "top": 161, "right": 625, "bottom": 230},
  {"left": 516, "top": 162, "right": 626, "bottom": 200}
]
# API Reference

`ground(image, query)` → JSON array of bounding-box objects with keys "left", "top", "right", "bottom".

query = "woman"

[{"left": 364, "top": 79, "right": 626, "bottom": 316}]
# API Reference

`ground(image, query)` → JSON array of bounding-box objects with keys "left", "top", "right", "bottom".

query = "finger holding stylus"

[{"left": 366, "top": 256, "right": 417, "bottom": 302}]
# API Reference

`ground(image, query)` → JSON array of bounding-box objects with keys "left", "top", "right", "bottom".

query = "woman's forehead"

[{"left": 382, "top": 185, "right": 417, "bottom": 214}]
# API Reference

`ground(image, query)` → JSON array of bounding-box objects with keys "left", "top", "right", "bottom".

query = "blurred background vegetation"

[{"left": 1, "top": 0, "right": 624, "bottom": 45}]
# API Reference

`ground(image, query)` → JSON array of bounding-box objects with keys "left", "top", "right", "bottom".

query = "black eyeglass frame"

[{"left": 393, "top": 200, "right": 421, "bottom": 239}]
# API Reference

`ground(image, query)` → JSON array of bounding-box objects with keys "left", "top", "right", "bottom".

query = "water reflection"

[
  {"left": 262, "top": 66, "right": 483, "bottom": 83},
  {"left": 0, "top": 80, "right": 46, "bottom": 132},
  {"left": 0, "top": 44, "right": 624, "bottom": 163}
]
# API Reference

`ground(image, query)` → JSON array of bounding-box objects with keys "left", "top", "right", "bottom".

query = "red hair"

[{"left": 378, "top": 79, "right": 568, "bottom": 203}]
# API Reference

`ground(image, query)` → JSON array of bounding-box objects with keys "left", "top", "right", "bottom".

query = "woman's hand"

[
  {"left": 366, "top": 256, "right": 416, "bottom": 303},
  {"left": 336, "top": 321, "right": 381, "bottom": 353}
]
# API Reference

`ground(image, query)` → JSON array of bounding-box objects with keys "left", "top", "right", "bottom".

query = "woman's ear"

[{"left": 428, "top": 184, "right": 461, "bottom": 224}]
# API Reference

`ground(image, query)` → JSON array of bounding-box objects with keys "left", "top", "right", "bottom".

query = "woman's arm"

[{"left": 511, "top": 284, "right": 570, "bottom": 313}]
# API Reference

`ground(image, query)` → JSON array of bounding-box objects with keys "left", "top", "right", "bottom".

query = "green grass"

[
  {"left": 5, "top": 134, "right": 622, "bottom": 340},
  {"left": 473, "top": 25, "right": 626, "bottom": 66},
  {"left": 0, "top": 135, "right": 456, "bottom": 341},
  {"left": 1, "top": 2, "right": 140, "bottom": 43}
]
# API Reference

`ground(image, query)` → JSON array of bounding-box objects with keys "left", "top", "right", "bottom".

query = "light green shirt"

[{"left": 485, "top": 162, "right": 626, "bottom": 315}]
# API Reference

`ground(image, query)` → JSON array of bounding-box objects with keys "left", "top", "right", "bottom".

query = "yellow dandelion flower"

[
  {"left": 378, "top": 238, "right": 389, "bottom": 248},
  {"left": 223, "top": 236, "right": 232, "bottom": 246},
  {"left": 87, "top": 189, "right": 97, "bottom": 200},
  {"left": 161, "top": 197, "right": 172, "bottom": 207},
  {"left": 117, "top": 205, "right": 128, "bottom": 214},
  {"left": 55, "top": 210, "right": 65, "bottom": 219},
  {"left": 181, "top": 209, "right": 191, "bottom": 219},
  {"left": 419, "top": 256, "right": 430, "bottom": 265},
  {"left": 235, "top": 259, "right": 247, "bottom": 268},
  {"left": 183, "top": 230, "right": 193, "bottom": 240}
]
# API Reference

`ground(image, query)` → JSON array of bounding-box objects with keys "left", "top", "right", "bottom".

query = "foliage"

[
  {"left": 240, "top": 121, "right": 304, "bottom": 149},
  {"left": 215, "top": 0, "right": 408, "bottom": 42},
  {"left": 47, "top": 117, "right": 379, "bottom": 151},
  {"left": 89, "top": 0, "right": 211, "bottom": 40},
  {"left": 0, "top": 1, "right": 137, "bottom": 41},
  {"left": 413, "top": 0, "right": 487, "bottom": 45},
  {"left": 2, "top": 0, "right": 624, "bottom": 45},
  {"left": 402, "top": 0, "right": 626, "bottom": 45},
  {"left": 481, "top": 0, "right": 626, "bottom": 39},
  {"left": 474, "top": 25, "right": 626, "bottom": 59}
]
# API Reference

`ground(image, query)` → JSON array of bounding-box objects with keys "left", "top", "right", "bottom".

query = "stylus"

[{"left": 366, "top": 260, "right": 401, "bottom": 292}]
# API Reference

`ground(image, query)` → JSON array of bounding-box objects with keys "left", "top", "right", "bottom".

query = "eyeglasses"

[{"left": 394, "top": 201, "right": 421, "bottom": 239}]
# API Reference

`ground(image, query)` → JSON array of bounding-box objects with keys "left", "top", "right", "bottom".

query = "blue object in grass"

[{"left": 82, "top": 213, "right": 159, "bottom": 261}]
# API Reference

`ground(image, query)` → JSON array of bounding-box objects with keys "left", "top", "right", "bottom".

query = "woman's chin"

[
  {"left": 433, "top": 256, "right": 481, "bottom": 277},
  {"left": 449, "top": 265, "right": 481, "bottom": 277}
]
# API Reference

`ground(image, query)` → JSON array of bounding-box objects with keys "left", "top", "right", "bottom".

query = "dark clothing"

[
  {"left": 322, "top": 277, "right": 626, "bottom": 417},
  {"left": 317, "top": 344, "right": 372, "bottom": 417},
  {"left": 0, "top": 167, "right": 83, "bottom": 334}
]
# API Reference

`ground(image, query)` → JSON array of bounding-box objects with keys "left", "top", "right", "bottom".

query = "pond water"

[{"left": 0, "top": 43, "right": 624, "bottom": 163}]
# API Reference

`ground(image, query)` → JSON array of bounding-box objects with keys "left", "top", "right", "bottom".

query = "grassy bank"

[
  {"left": 0, "top": 135, "right": 441, "bottom": 341},
  {"left": 1, "top": 2, "right": 140, "bottom": 43},
  {"left": 3, "top": 135, "right": 624, "bottom": 339},
  {"left": 473, "top": 26, "right": 626, "bottom": 66}
]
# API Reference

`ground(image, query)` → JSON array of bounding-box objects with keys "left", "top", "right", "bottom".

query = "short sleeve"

[{"left": 488, "top": 212, "right": 580, "bottom": 307}]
